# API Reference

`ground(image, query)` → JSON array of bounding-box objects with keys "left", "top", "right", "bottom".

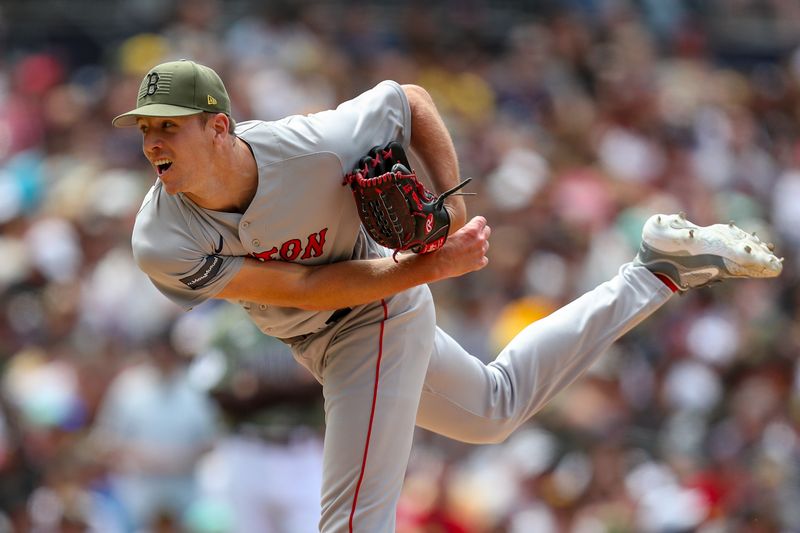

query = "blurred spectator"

[
  {"left": 91, "top": 335, "right": 220, "bottom": 531},
  {"left": 193, "top": 305, "right": 325, "bottom": 533}
]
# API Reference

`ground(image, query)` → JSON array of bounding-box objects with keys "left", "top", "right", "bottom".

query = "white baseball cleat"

[{"left": 634, "top": 213, "right": 783, "bottom": 291}]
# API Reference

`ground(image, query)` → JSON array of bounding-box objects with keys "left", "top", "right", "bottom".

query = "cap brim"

[{"left": 112, "top": 104, "right": 203, "bottom": 128}]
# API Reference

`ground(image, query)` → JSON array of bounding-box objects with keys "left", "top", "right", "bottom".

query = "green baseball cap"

[{"left": 112, "top": 59, "right": 231, "bottom": 127}]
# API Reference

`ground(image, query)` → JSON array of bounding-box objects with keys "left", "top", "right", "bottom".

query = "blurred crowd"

[{"left": 2, "top": 0, "right": 800, "bottom": 531}]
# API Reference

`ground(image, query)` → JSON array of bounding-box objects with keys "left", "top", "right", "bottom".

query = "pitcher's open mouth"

[{"left": 154, "top": 159, "right": 173, "bottom": 176}]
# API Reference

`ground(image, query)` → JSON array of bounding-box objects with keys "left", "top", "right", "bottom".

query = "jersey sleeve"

[
  {"left": 132, "top": 189, "right": 244, "bottom": 311},
  {"left": 273, "top": 80, "right": 412, "bottom": 173}
]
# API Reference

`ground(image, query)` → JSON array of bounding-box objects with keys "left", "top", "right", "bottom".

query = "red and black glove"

[{"left": 343, "top": 142, "right": 471, "bottom": 258}]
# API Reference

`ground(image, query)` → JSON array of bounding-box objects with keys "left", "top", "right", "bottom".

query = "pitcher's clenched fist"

[{"left": 427, "top": 216, "right": 491, "bottom": 279}]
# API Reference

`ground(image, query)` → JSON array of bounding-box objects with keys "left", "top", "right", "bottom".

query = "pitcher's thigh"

[{"left": 319, "top": 295, "right": 436, "bottom": 532}]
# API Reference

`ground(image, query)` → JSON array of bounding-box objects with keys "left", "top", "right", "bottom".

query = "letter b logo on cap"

[{"left": 145, "top": 73, "right": 160, "bottom": 96}]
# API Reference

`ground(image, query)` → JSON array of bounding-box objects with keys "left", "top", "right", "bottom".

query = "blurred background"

[{"left": 2, "top": 0, "right": 800, "bottom": 531}]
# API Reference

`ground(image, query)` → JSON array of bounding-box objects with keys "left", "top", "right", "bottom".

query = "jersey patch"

[{"left": 180, "top": 235, "right": 224, "bottom": 290}]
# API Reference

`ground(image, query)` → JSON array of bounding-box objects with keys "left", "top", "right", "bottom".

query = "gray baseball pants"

[{"left": 290, "top": 263, "right": 673, "bottom": 532}]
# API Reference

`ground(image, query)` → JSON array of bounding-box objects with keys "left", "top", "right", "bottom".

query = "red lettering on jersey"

[
  {"left": 251, "top": 228, "right": 329, "bottom": 263},
  {"left": 252, "top": 247, "right": 278, "bottom": 261},
  {"left": 280, "top": 239, "right": 302, "bottom": 261},
  {"left": 301, "top": 228, "right": 328, "bottom": 259}
]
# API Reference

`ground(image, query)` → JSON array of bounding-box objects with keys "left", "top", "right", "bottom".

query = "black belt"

[
  {"left": 325, "top": 306, "right": 352, "bottom": 325},
  {"left": 278, "top": 307, "right": 352, "bottom": 346}
]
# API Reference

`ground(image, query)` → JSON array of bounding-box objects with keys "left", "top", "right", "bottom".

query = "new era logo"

[{"left": 207, "top": 95, "right": 217, "bottom": 105}]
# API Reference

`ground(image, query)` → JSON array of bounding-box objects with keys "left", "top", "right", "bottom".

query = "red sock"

[{"left": 654, "top": 273, "right": 679, "bottom": 293}]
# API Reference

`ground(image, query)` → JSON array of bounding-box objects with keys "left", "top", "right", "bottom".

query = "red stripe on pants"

[{"left": 349, "top": 299, "right": 389, "bottom": 532}]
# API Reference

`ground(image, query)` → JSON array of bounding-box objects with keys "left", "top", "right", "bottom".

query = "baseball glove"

[{"left": 343, "top": 142, "right": 472, "bottom": 259}]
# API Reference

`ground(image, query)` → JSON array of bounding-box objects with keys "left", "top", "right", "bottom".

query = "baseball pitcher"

[{"left": 113, "top": 60, "right": 782, "bottom": 532}]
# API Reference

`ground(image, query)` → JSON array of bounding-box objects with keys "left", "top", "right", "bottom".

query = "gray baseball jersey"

[
  {"left": 133, "top": 80, "right": 407, "bottom": 339},
  {"left": 131, "top": 80, "right": 674, "bottom": 532}
]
